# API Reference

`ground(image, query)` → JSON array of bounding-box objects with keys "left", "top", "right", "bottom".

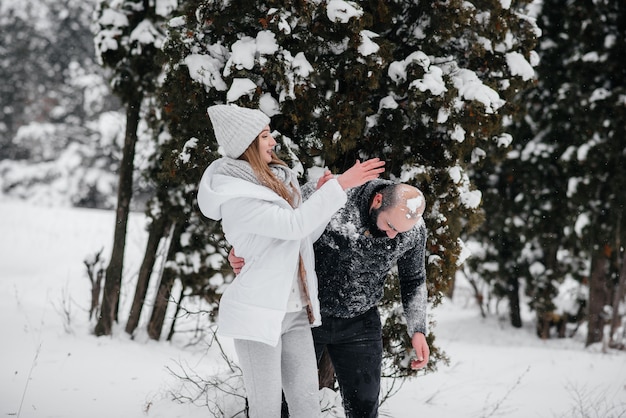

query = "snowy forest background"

[{"left": 1, "top": 0, "right": 625, "bottom": 415}]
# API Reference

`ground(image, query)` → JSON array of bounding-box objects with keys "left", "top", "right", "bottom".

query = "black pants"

[{"left": 312, "top": 307, "right": 383, "bottom": 418}]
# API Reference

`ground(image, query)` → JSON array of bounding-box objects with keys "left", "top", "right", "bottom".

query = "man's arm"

[
  {"left": 398, "top": 222, "right": 430, "bottom": 369},
  {"left": 398, "top": 223, "right": 428, "bottom": 335}
]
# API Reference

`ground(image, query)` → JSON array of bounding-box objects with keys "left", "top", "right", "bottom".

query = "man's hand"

[
  {"left": 410, "top": 332, "right": 430, "bottom": 370},
  {"left": 228, "top": 247, "right": 245, "bottom": 275}
]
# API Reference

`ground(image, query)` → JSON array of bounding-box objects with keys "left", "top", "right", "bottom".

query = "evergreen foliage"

[
  {"left": 470, "top": 0, "right": 626, "bottom": 342},
  {"left": 92, "top": 0, "right": 170, "bottom": 336},
  {"left": 0, "top": 0, "right": 98, "bottom": 147},
  {"left": 156, "top": 0, "right": 539, "bottom": 380},
  {"left": 0, "top": 0, "right": 122, "bottom": 208}
]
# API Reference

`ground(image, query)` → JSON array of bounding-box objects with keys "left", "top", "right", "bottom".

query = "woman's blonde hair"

[{"left": 240, "top": 136, "right": 299, "bottom": 208}]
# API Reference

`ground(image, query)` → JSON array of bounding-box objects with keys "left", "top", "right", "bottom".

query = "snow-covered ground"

[{"left": 2, "top": 200, "right": 625, "bottom": 418}]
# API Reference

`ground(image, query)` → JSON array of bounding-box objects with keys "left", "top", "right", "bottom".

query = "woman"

[{"left": 197, "top": 104, "right": 385, "bottom": 417}]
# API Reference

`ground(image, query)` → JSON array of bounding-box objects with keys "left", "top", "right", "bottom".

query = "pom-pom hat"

[{"left": 207, "top": 104, "right": 270, "bottom": 159}]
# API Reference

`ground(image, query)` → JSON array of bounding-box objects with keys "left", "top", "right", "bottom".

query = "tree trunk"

[
  {"left": 507, "top": 275, "right": 522, "bottom": 328},
  {"left": 147, "top": 269, "right": 176, "bottom": 341},
  {"left": 148, "top": 222, "right": 182, "bottom": 340},
  {"left": 586, "top": 251, "right": 609, "bottom": 346},
  {"left": 609, "top": 250, "right": 626, "bottom": 347},
  {"left": 535, "top": 241, "right": 561, "bottom": 338},
  {"left": 467, "top": 274, "right": 486, "bottom": 318},
  {"left": 166, "top": 283, "right": 185, "bottom": 341},
  {"left": 536, "top": 311, "right": 553, "bottom": 339},
  {"left": 95, "top": 96, "right": 141, "bottom": 337},
  {"left": 445, "top": 275, "right": 455, "bottom": 298},
  {"left": 500, "top": 236, "right": 521, "bottom": 328},
  {"left": 125, "top": 215, "right": 170, "bottom": 336}
]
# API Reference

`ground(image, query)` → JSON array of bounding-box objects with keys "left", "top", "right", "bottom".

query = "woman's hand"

[
  {"left": 316, "top": 170, "right": 334, "bottom": 189},
  {"left": 337, "top": 158, "right": 386, "bottom": 190},
  {"left": 228, "top": 247, "right": 245, "bottom": 275}
]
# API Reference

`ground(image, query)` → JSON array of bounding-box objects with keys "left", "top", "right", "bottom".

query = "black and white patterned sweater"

[{"left": 302, "top": 178, "right": 428, "bottom": 336}]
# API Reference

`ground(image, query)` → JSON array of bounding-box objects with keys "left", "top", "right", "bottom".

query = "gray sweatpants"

[{"left": 234, "top": 309, "right": 321, "bottom": 418}]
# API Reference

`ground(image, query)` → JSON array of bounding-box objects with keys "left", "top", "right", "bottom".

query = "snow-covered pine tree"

[
  {"left": 359, "top": 0, "right": 540, "bottom": 377},
  {"left": 471, "top": 0, "right": 626, "bottom": 344},
  {"left": 0, "top": 0, "right": 96, "bottom": 154},
  {"left": 468, "top": 1, "right": 575, "bottom": 334},
  {"left": 133, "top": 0, "right": 239, "bottom": 341},
  {"left": 92, "top": 0, "right": 167, "bottom": 336},
  {"left": 535, "top": 0, "right": 626, "bottom": 346},
  {"left": 0, "top": 0, "right": 121, "bottom": 208},
  {"left": 157, "top": 0, "right": 539, "bottom": 387}
]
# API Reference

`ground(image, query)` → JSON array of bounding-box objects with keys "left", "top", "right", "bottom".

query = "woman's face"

[{"left": 257, "top": 125, "right": 276, "bottom": 164}]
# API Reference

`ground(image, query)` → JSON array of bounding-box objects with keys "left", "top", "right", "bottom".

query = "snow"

[
  {"left": 2, "top": 199, "right": 625, "bottom": 418},
  {"left": 506, "top": 51, "right": 536, "bottom": 81},
  {"left": 99, "top": 8, "right": 129, "bottom": 28},
  {"left": 379, "top": 96, "right": 399, "bottom": 111},
  {"left": 450, "top": 68, "right": 505, "bottom": 114},
  {"left": 227, "top": 78, "right": 258, "bottom": 103},
  {"left": 258, "top": 93, "right": 281, "bottom": 117},
  {"left": 388, "top": 51, "right": 430, "bottom": 84},
  {"left": 224, "top": 37, "right": 262, "bottom": 75},
  {"left": 94, "top": 8, "right": 128, "bottom": 55},
  {"left": 255, "top": 31, "right": 279, "bottom": 55},
  {"left": 574, "top": 212, "right": 590, "bottom": 237},
  {"left": 155, "top": 0, "right": 177, "bottom": 18},
  {"left": 406, "top": 196, "right": 423, "bottom": 214},
  {"left": 168, "top": 15, "right": 185, "bottom": 28},
  {"left": 553, "top": 276, "right": 585, "bottom": 317},
  {"left": 448, "top": 166, "right": 483, "bottom": 209},
  {"left": 358, "top": 30, "right": 380, "bottom": 56},
  {"left": 179, "top": 137, "right": 199, "bottom": 164},
  {"left": 184, "top": 54, "right": 228, "bottom": 91},
  {"left": 129, "top": 19, "right": 164, "bottom": 50},
  {"left": 411, "top": 64, "right": 447, "bottom": 96},
  {"left": 291, "top": 52, "right": 315, "bottom": 78},
  {"left": 326, "top": 0, "right": 363, "bottom": 24}
]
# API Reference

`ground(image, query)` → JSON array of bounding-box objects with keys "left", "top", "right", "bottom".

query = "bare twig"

[
  {"left": 482, "top": 366, "right": 530, "bottom": 418},
  {"left": 83, "top": 248, "right": 105, "bottom": 321},
  {"left": 52, "top": 283, "right": 73, "bottom": 334},
  {"left": 166, "top": 327, "right": 247, "bottom": 417},
  {"left": 17, "top": 343, "right": 42, "bottom": 418},
  {"left": 560, "top": 382, "right": 626, "bottom": 418}
]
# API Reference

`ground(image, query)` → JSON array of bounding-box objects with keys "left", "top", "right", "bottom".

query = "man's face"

[{"left": 371, "top": 205, "right": 419, "bottom": 239}]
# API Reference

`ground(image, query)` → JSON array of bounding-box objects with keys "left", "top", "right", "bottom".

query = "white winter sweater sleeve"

[{"left": 221, "top": 178, "right": 347, "bottom": 240}]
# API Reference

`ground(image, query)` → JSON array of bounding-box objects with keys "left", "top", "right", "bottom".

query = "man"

[{"left": 229, "top": 178, "right": 430, "bottom": 417}]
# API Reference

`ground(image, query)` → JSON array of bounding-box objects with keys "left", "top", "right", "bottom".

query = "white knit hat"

[{"left": 207, "top": 104, "right": 270, "bottom": 158}]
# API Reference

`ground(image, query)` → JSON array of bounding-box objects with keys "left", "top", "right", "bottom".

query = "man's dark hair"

[
  {"left": 378, "top": 184, "right": 399, "bottom": 211},
  {"left": 378, "top": 184, "right": 424, "bottom": 220}
]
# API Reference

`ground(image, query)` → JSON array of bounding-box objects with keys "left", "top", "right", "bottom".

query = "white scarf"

[{"left": 216, "top": 158, "right": 299, "bottom": 206}]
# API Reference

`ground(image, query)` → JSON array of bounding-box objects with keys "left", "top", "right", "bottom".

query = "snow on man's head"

[
  {"left": 398, "top": 185, "right": 425, "bottom": 220},
  {"left": 382, "top": 184, "right": 426, "bottom": 220}
]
